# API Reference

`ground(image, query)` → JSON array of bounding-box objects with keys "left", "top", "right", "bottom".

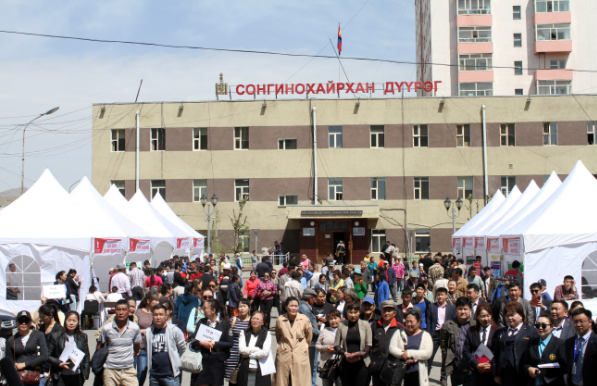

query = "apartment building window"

[
  {"left": 371, "top": 230, "right": 386, "bottom": 253},
  {"left": 456, "top": 124, "right": 471, "bottom": 147},
  {"left": 514, "top": 33, "right": 522, "bottom": 47},
  {"left": 538, "top": 80, "right": 571, "bottom": 95},
  {"left": 550, "top": 60, "right": 565, "bottom": 69},
  {"left": 458, "top": 0, "right": 491, "bottom": 15},
  {"left": 459, "top": 82, "right": 493, "bottom": 96},
  {"left": 234, "top": 179, "right": 249, "bottom": 201},
  {"left": 415, "top": 230, "right": 431, "bottom": 253},
  {"left": 459, "top": 54, "right": 492, "bottom": 71},
  {"left": 588, "top": 122, "right": 596, "bottom": 145},
  {"left": 278, "top": 139, "right": 297, "bottom": 149},
  {"left": 193, "top": 128, "right": 208, "bottom": 150},
  {"left": 370, "top": 126, "right": 385, "bottom": 148},
  {"left": 543, "top": 122, "right": 558, "bottom": 145},
  {"left": 515, "top": 89, "right": 524, "bottom": 95},
  {"left": 111, "top": 129, "right": 125, "bottom": 152},
  {"left": 371, "top": 178, "right": 386, "bottom": 200},
  {"left": 329, "top": 126, "right": 343, "bottom": 148},
  {"left": 329, "top": 178, "right": 343, "bottom": 200},
  {"left": 414, "top": 177, "right": 430, "bottom": 200},
  {"left": 151, "top": 180, "right": 165, "bottom": 200},
  {"left": 279, "top": 195, "right": 298, "bottom": 206},
  {"left": 413, "top": 125, "right": 429, "bottom": 147},
  {"left": 500, "top": 124, "right": 516, "bottom": 146},
  {"left": 111, "top": 180, "right": 125, "bottom": 196},
  {"left": 234, "top": 127, "right": 249, "bottom": 149},
  {"left": 536, "top": 24, "right": 571, "bottom": 41},
  {"left": 501, "top": 176, "right": 517, "bottom": 196},
  {"left": 151, "top": 128, "right": 165, "bottom": 151},
  {"left": 514, "top": 61, "right": 523, "bottom": 75},
  {"left": 536, "top": 1, "right": 570, "bottom": 13},
  {"left": 513, "top": 6, "right": 521, "bottom": 19},
  {"left": 457, "top": 176, "right": 474, "bottom": 199},
  {"left": 239, "top": 230, "right": 250, "bottom": 253},
  {"left": 458, "top": 26, "right": 491, "bottom": 43},
  {"left": 193, "top": 179, "right": 207, "bottom": 202}
]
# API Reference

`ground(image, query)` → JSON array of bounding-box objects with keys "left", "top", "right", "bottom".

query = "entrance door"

[
  {"left": 318, "top": 231, "right": 333, "bottom": 261},
  {"left": 333, "top": 232, "right": 347, "bottom": 263}
]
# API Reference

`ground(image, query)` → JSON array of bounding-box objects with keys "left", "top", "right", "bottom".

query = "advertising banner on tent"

[
  {"left": 452, "top": 238, "right": 462, "bottom": 254},
  {"left": 487, "top": 238, "right": 500, "bottom": 253},
  {"left": 130, "top": 239, "right": 150, "bottom": 253},
  {"left": 463, "top": 237, "right": 474, "bottom": 249},
  {"left": 176, "top": 237, "right": 190, "bottom": 250},
  {"left": 503, "top": 237, "right": 522, "bottom": 255},
  {"left": 475, "top": 237, "right": 484, "bottom": 249},
  {"left": 193, "top": 238, "right": 204, "bottom": 248},
  {"left": 94, "top": 238, "right": 123, "bottom": 255}
]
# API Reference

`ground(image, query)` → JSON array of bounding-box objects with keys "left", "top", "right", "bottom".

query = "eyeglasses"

[
  {"left": 535, "top": 323, "right": 551, "bottom": 330},
  {"left": 203, "top": 296, "right": 214, "bottom": 300}
]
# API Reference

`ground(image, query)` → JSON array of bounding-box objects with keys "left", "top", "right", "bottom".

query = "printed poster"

[
  {"left": 94, "top": 238, "right": 123, "bottom": 255},
  {"left": 176, "top": 237, "right": 190, "bottom": 250},
  {"left": 129, "top": 239, "right": 150, "bottom": 253}
]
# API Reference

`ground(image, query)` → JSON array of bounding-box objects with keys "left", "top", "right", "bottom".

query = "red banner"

[
  {"left": 193, "top": 238, "right": 204, "bottom": 248},
  {"left": 475, "top": 237, "right": 484, "bottom": 249},
  {"left": 503, "top": 237, "right": 522, "bottom": 255},
  {"left": 463, "top": 237, "right": 474, "bottom": 249},
  {"left": 176, "top": 238, "right": 190, "bottom": 250},
  {"left": 129, "top": 239, "right": 150, "bottom": 253},
  {"left": 94, "top": 238, "right": 123, "bottom": 255},
  {"left": 487, "top": 238, "right": 500, "bottom": 253}
]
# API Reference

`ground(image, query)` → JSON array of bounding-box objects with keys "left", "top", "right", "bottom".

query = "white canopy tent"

[
  {"left": 500, "top": 161, "right": 597, "bottom": 301},
  {"left": 452, "top": 190, "right": 505, "bottom": 256}
]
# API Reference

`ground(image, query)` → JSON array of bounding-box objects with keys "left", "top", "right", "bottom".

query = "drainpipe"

[
  {"left": 136, "top": 111, "right": 140, "bottom": 192},
  {"left": 313, "top": 107, "right": 318, "bottom": 205},
  {"left": 482, "top": 105, "right": 488, "bottom": 203}
]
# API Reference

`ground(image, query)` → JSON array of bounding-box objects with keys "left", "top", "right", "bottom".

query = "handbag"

[
  {"left": 318, "top": 354, "right": 342, "bottom": 380},
  {"left": 13, "top": 338, "right": 41, "bottom": 384},
  {"left": 91, "top": 344, "right": 109, "bottom": 375},
  {"left": 180, "top": 343, "right": 203, "bottom": 373},
  {"left": 379, "top": 356, "right": 407, "bottom": 386},
  {"left": 229, "top": 360, "right": 242, "bottom": 384},
  {"left": 368, "top": 350, "right": 387, "bottom": 373}
]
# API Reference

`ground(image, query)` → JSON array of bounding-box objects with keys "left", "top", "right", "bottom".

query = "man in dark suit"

[
  {"left": 498, "top": 282, "right": 534, "bottom": 327},
  {"left": 530, "top": 282, "right": 552, "bottom": 323},
  {"left": 466, "top": 283, "right": 489, "bottom": 321},
  {"left": 551, "top": 300, "right": 576, "bottom": 341},
  {"left": 565, "top": 308, "right": 597, "bottom": 386},
  {"left": 483, "top": 266, "right": 498, "bottom": 301},
  {"left": 428, "top": 287, "right": 456, "bottom": 384}
]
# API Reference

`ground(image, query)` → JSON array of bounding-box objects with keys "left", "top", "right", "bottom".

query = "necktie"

[
  {"left": 572, "top": 337, "right": 585, "bottom": 384},
  {"left": 482, "top": 328, "right": 487, "bottom": 345},
  {"left": 508, "top": 328, "right": 518, "bottom": 337}
]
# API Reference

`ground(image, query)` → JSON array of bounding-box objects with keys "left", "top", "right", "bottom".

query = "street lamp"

[
  {"left": 444, "top": 196, "right": 463, "bottom": 235},
  {"left": 200, "top": 193, "right": 218, "bottom": 254},
  {"left": 22, "top": 107, "right": 60, "bottom": 194}
]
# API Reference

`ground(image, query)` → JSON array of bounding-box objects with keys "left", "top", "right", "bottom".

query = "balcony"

[
  {"left": 535, "top": 40, "right": 572, "bottom": 54},
  {"left": 534, "top": 69, "right": 573, "bottom": 81},
  {"left": 457, "top": 15, "right": 492, "bottom": 27},
  {"left": 459, "top": 71, "right": 494, "bottom": 83},
  {"left": 534, "top": 12, "right": 571, "bottom": 25},
  {"left": 458, "top": 42, "right": 493, "bottom": 55}
]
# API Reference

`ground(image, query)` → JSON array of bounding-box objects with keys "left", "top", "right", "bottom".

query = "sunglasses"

[
  {"left": 535, "top": 323, "right": 551, "bottom": 330},
  {"left": 203, "top": 296, "right": 214, "bottom": 299},
  {"left": 17, "top": 319, "right": 29, "bottom": 325}
]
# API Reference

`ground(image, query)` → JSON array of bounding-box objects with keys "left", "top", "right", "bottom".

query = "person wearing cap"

[
  {"left": 370, "top": 300, "right": 403, "bottom": 386},
  {"left": 374, "top": 273, "right": 389, "bottom": 311},
  {"left": 111, "top": 263, "right": 132, "bottom": 297},
  {"left": 360, "top": 296, "right": 380, "bottom": 325},
  {"left": 299, "top": 289, "right": 321, "bottom": 386},
  {"left": 353, "top": 269, "right": 368, "bottom": 299},
  {"left": 405, "top": 269, "right": 421, "bottom": 293},
  {"left": 6, "top": 310, "right": 49, "bottom": 383}
]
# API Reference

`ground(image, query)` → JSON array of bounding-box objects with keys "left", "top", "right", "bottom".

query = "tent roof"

[
  {"left": 150, "top": 193, "right": 204, "bottom": 240},
  {"left": 502, "top": 161, "right": 597, "bottom": 253},
  {"left": 453, "top": 190, "right": 505, "bottom": 238},
  {"left": 468, "top": 186, "right": 522, "bottom": 237},
  {"left": 485, "top": 180, "right": 540, "bottom": 237}
]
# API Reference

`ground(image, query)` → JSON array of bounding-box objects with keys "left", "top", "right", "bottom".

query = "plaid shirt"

[
  {"left": 553, "top": 284, "right": 579, "bottom": 300},
  {"left": 128, "top": 267, "right": 145, "bottom": 289}
]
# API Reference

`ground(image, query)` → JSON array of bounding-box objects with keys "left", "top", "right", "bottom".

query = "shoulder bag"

[
  {"left": 379, "top": 330, "right": 407, "bottom": 386},
  {"left": 181, "top": 321, "right": 204, "bottom": 373},
  {"left": 13, "top": 336, "right": 41, "bottom": 384}
]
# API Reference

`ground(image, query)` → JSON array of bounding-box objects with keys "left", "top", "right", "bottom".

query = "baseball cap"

[
  {"left": 353, "top": 269, "right": 362, "bottom": 275},
  {"left": 16, "top": 310, "right": 32, "bottom": 322},
  {"left": 362, "top": 297, "right": 375, "bottom": 305},
  {"left": 381, "top": 300, "right": 397, "bottom": 309},
  {"left": 302, "top": 289, "right": 317, "bottom": 300}
]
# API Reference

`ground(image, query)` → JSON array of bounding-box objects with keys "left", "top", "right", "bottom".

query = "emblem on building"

[{"left": 215, "top": 73, "right": 228, "bottom": 96}]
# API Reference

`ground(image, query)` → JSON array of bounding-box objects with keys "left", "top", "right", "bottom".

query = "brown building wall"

[
  {"left": 430, "top": 228, "right": 453, "bottom": 254},
  {"left": 248, "top": 178, "right": 311, "bottom": 202},
  {"left": 249, "top": 126, "right": 312, "bottom": 150},
  {"left": 385, "top": 176, "right": 407, "bottom": 200},
  {"left": 124, "top": 180, "right": 136, "bottom": 200},
  {"left": 207, "top": 179, "right": 235, "bottom": 202},
  {"left": 558, "top": 121, "right": 588, "bottom": 146},
  {"left": 429, "top": 176, "right": 457, "bottom": 200},
  {"left": 140, "top": 128, "right": 151, "bottom": 152},
  {"left": 166, "top": 128, "right": 192, "bottom": 151},
  {"left": 485, "top": 122, "right": 502, "bottom": 147},
  {"left": 516, "top": 122, "right": 543, "bottom": 146},
  {"left": 469, "top": 123, "right": 483, "bottom": 147},
  {"left": 166, "top": 179, "right": 192, "bottom": 202},
  {"left": 318, "top": 126, "right": 329, "bottom": 149},
  {"left": 344, "top": 177, "right": 371, "bottom": 200},
  {"left": 343, "top": 125, "right": 370, "bottom": 149},
  {"left": 429, "top": 123, "right": 456, "bottom": 148},
  {"left": 125, "top": 128, "right": 136, "bottom": 152},
  {"left": 210, "top": 127, "right": 234, "bottom": 151},
  {"left": 139, "top": 179, "right": 151, "bottom": 200}
]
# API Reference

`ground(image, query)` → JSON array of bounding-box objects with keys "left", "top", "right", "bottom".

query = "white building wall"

[{"left": 570, "top": 0, "right": 597, "bottom": 94}]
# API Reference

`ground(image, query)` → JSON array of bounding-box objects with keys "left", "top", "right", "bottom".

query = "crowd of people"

[{"left": 2, "top": 249, "right": 596, "bottom": 386}]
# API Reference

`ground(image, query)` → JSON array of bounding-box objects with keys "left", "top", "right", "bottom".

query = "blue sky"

[{"left": 0, "top": 0, "right": 416, "bottom": 191}]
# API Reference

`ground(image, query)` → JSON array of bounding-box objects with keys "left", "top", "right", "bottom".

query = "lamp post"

[
  {"left": 444, "top": 197, "right": 463, "bottom": 235},
  {"left": 22, "top": 107, "right": 60, "bottom": 194},
  {"left": 200, "top": 193, "right": 218, "bottom": 254}
]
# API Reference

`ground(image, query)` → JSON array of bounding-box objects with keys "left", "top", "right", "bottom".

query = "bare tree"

[{"left": 229, "top": 197, "right": 250, "bottom": 254}]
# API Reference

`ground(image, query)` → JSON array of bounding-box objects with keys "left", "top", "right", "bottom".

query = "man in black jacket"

[
  {"left": 428, "top": 287, "right": 456, "bottom": 384},
  {"left": 565, "top": 308, "right": 597, "bottom": 386},
  {"left": 530, "top": 282, "right": 552, "bottom": 323},
  {"left": 370, "top": 300, "right": 404, "bottom": 386},
  {"left": 173, "top": 262, "right": 188, "bottom": 288},
  {"left": 255, "top": 255, "right": 272, "bottom": 280},
  {"left": 551, "top": 300, "right": 576, "bottom": 341}
]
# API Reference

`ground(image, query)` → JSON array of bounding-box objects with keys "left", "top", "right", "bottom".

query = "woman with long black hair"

[
  {"left": 47, "top": 311, "right": 90, "bottom": 386},
  {"left": 37, "top": 303, "right": 63, "bottom": 384},
  {"left": 54, "top": 271, "right": 72, "bottom": 313},
  {"left": 6, "top": 310, "right": 49, "bottom": 386},
  {"left": 145, "top": 268, "right": 163, "bottom": 291},
  {"left": 463, "top": 305, "right": 499, "bottom": 386},
  {"left": 237, "top": 311, "right": 272, "bottom": 386}
]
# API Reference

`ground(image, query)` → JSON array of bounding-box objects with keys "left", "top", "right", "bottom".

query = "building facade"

[
  {"left": 92, "top": 95, "right": 597, "bottom": 263},
  {"left": 416, "top": 0, "right": 597, "bottom": 97}
]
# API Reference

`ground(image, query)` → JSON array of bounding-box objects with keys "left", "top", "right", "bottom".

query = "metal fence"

[{"left": 241, "top": 252, "right": 289, "bottom": 268}]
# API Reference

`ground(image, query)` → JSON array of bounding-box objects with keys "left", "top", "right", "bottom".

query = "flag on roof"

[{"left": 337, "top": 24, "right": 342, "bottom": 55}]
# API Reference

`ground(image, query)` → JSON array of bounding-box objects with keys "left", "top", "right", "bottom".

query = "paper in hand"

[{"left": 474, "top": 344, "right": 494, "bottom": 364}]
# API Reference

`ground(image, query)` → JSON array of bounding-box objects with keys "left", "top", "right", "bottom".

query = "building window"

[
  {"left": 459, "top": 54, "right": 493, "bottom": 71},
  {"left": 415, "top": 230, "right": 431, "bottom": 253},
  {"left": 458, "top": 26, "right": 492, "bottom": 43},
  {"left": 151, "top": 180, "right": 165, "bottom": 200},
  {"left": 329, "top": 178, "right": 343, "bottom": 201},
  {"left": 501, "top": 176, "right": 517, "bottom": 196},
  {"left": 500, "top": 124, "right": 516, "bottom": 146},
  {"left": 278, "top": 139, "right": 297, "bottom": 149},
  {"left": 193, "top": 128, "right": 208, "bottom": 150},
  {"left": 414, "top": 177, "right": 430, "bottom": 200},
  {"left": 581, "top": 251, "right": 597, "bottom": 299},
  {"left": 193, "top": 179, "right": 207, "bottom": 202},
  {"left": 235, "top": 179, "right": 249, "bottom": 201},
  {"left": 550, "top": 60, "right": 565, "bottom": 69},
  {"left": 329, "top": 126, "right": 343, "bottom": 148},
  {"left": 458, "top": 0, "right": 491, "bottom": 15},
  {"left": 111, "top": 180, "right": 125, "bottom": 196},
  {"left": 513, "top": 6, "right": 521, "bottom": 19},
  {"left": 151, "top": 128, "right": 165, "bottom": 151},
  {"left": 371, "top": 178, "right": 386, "bottom": 200},
  {"left": 413, "top": 125, "right": 429, "bottom": 147},
  {"left": 111, "top": 129, "right": 125, "bottom": 152},
  {"left": 536, "top": 24, "right": 571, "bottom": 41},
  {"left": 458, "top": 176, "right": 474, "bottom": 199},
  {"left": 279, "top": 195, "right": 298, "bottom": 206},
  {"left": 370, "top": 125, "right": 385, "bottom": 148},
  {"left": 459, "top": 82, "right": 493, "bottom": 96},
  {"left": 543, "top": 122, "right": 558, "bottom": 145},
  {"left": 456, "top": 124, "right": 471, "bottom": 147},
  {"left": 536, "top": 1, "right": 570, "bottom": 13},
  {"left": 538, "top": 80, "right": 571, "bottom": 95},
  {"left": 588, "top": 122, "right": 595, "bottom": 145},
  {"left": 514, "top": 61, "right": 523, "bottom": 75},
  {"left": 515, "top": 89, "right": 524, "bottom": 95},
  {"left": 5, "top": 256, "right": 41, "bottom": 301},
  {"left": 514, "top": 33, "right": 522, "bottom": 47},
  {"left": 234, "top": 127, "right": 249, "bottom": 150},
  {"left": 371, "top": 230, "right": 386, "bottom": 253},
  {"left": 239, "top": 230, "right": 250, "bottom": 253}
]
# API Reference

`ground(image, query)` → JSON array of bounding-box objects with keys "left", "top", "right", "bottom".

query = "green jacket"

[
  {"left": 354, "top": 282, "right": 368, "bottom": 299},
  {"left": 440, "top": 318, "right": 476, "bottom": 376}
]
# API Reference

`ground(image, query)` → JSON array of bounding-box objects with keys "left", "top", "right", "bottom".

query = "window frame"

[
  {"left": 5, "top": 255, "right": 42, "bottom": 301},
  {"left": 501, "top": 176, "right": 517, "bottom": 196},
  {"left": 111, "top": 129, "right": 126, "bottom": 152},
  {"left": 234, "top": 179, "right": 250, "bottom": 202},
  {"left": 413, "top": 125, "right": 429, "bottom": 147},
  {"left": 515, "top": 89, "right": 524, "bottom": 95},
  {"left": 457, "top": 176, "right": 474, "bottom": 200},
  {"left": 458, "top": 0, "right": 491, "bottom": 15},
  {"left": 500, "top": 124, "right": 516, "bottom": 146},
  {"left": 278, "top": 195, "right": 298, "bottom": 206},
  {"left": 234, "top": 127, "right": 249, "bottom": 150},
  {"left": 371, "top": 230, "right": 387, "bottom": 253},
  {"left": 278, "top": 138, "right": 298, "bottom": 150},
  {"left": 588, "top": 122, "right": 596, "bottom": 145},
  {"left": 328, "top": 178, "right": 343, "bottom": 201},
  {"left": 535, "top": 1, "right": 570, "bottom": 13},
  {"left": 536, "top": 23, "right": 571, "bottom": 41},
  {"left": 370, "top": 125, "right": 385, "bottom": 148},
  {"left": 414, "top": 177, "right": 430, "bottom": 200},
  {"left": 193, "top": 128, "right": 208, "bottom": 151},
  {"left": 150, "top": 128, "right": 165, "bottom": 151},
  {"left": 514, "top": 61, "right": 523, "bottom": 75},
  {"left": 513, "top": 5, "right": 521, "bottom": 20},
  {"left": 193, "top": 179, "right": 207, "bottom": 202},
  {"left": 543, "top": 122, "right": 558, "bottom": 145},
  {"left": 415, "top": 230, "right": 431, "bottom": 253},
  {"left": 458, "top": 54, "right": 493, "bottom": 72},
  {"left": 456, "top": 124, "right": 471, "bottom": 147},
  {"left": 329, "top": 126, "right": 343, "bottom": 148},
  {"left": 371, "top": 177, "right": 386, "bottom": 200},
  {"left": 537, "top": 80, "right": 572, "bottom": 95},
  {"left": 110, "top": 180, "right": 126, "bottom": 197},
  {"left": 514, "top": 33, "right": 522, "bottom": 47},
  {"left": 459, "top": 82, "right": 493, "bottom": 96},
  {"left": 458, "top": 26, "right": 492, "bottom": 43},
  {"left": 151, "top": 180, "right": 166, "bottom": 200}
]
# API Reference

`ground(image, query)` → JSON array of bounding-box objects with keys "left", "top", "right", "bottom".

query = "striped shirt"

[
  {"left": 224, "top": 319, "right": 249, "bottom": 379},
  {"left": 128, "top": 267, "right": 145, "bottom": 289},
  {"left": 99, "top": 320, "right": 142, "bottom": 369}
]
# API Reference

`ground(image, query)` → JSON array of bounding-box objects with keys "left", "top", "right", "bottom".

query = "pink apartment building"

[{"left": 416, "top": 0, "right": 597, "bottom": 97}]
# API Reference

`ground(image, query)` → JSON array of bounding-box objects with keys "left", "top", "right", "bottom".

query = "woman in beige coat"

[
  {"left": 389, "top": 309, "right": 433, "bottom": 386},
  {"left": 274, "top": 296, "right": 313, "bottom": 386}
]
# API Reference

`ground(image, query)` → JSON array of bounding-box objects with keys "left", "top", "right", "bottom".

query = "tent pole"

[
  {"left": 136, "top": 111, "right": 140, "bottom": 192},
  {"left": 482, "top": 105, "right": 489, "bottom": 204}
]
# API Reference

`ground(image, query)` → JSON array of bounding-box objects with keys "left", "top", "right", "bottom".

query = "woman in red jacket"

[{"left": 244, "top": 270, "right": 262, "bottom": 311}]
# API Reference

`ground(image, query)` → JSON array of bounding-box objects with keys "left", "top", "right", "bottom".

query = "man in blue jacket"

[
  {"left": 383, "top": 260, "right": 397, "bottom": 301},
  {"left": 374, "top": 273, "right": 389, "bottom": 310},
  {"left": 299, "top": 289, "right": 321, "bottom": 386}
]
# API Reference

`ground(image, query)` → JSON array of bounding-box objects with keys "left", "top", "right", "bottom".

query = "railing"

[{"left": 241, "top": 252, "right": 289, "bottom": 268}]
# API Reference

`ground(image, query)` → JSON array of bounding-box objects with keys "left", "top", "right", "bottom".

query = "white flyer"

[
  {"left": 195, "top": 324, "right": 222, "bottom": 342},
  {"left": 58, "top": 342, "right": 85, "bottom": 371},
  {"left": 259, "top": 351, "right": 276, "bottom": 375}
]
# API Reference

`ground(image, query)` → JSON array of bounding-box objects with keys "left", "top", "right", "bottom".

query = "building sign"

[
  {"left": 129, "top": 239, "right": 150, "bottom": 253},
  {"left": 353, "top": 227, "right": 365, "bottom": 236},
  {"left": 303, "top": 228, "right": 315, "bottom": 236},
  {"left": 301, "top": 210, "right": 363, "bottom": 216},
  {"left": 234, "top": 81, "right": 442, "bottom": 96},
  {"left": 94, "top": 238, "right": 123, "bottom": 255}
]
